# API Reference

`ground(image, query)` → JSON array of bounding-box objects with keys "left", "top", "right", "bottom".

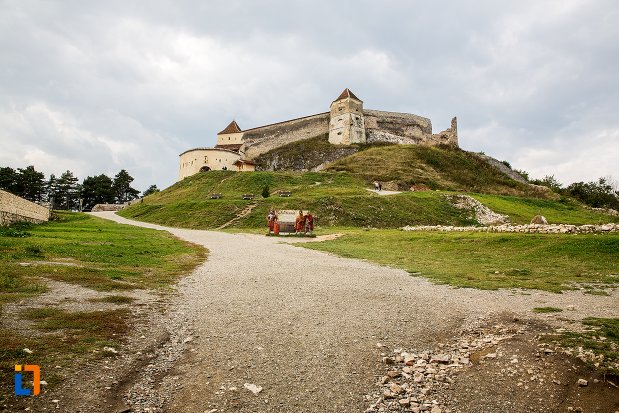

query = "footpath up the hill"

[{"left": 89, "top": 212, "right": 618, "bottom": 412}]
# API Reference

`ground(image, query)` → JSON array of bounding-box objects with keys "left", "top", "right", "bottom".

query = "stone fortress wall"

[
  {"left": 240, "top": 113, "right": 330, "bottom": 160},
  {"left": 178, "top": 88, "right": 459, "bottom": 180},
  {"left": 0, "top": 189, "right": 50, "bottom": 225},
  {"left": 239, "top": 90, "right": 458, "bottom": 159}
]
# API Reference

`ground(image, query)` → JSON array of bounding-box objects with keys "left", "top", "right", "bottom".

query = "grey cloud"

[{"left": 1, "top": 0, "right": 617, "bottom": 190}]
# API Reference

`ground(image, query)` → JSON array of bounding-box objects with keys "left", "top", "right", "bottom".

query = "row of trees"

[
  {"left": 515, "top": 170, "right": 619, "bottom": 210},
  {"left": 0, "top": 166, "right": 160, "bottom": 211}
]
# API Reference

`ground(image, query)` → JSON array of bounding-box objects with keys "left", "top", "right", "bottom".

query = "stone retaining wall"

[
  {"left": 401, "top": 223, "right": 619, "bottom": 234},
  {"left": 0, "top": 189, "right": 50, "bottom": 225}
]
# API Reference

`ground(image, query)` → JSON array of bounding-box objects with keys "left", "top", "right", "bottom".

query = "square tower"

[{"left": 329, "top": 88, "right": 366, "bottom": 145}]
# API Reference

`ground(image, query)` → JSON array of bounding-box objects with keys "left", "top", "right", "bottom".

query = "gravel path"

[{"left": 91, "top": 212, "right": 619, "bottom": 413}]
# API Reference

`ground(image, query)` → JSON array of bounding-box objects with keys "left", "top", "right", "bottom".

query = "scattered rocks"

[
  {"left": 401, "top": 223, "right": 619, "bottom": 234},
  {"left": 446, "top": 195, "right": 509, "bottom": 225},
  {"left": 577, "top": 378, "right": 588, "bottom": 387},
  {"left": 365, "top": 328, "right": 515, "bottom": 412},
  {"left": 243, "top": 382, "right": 263, "bottom": 395}
]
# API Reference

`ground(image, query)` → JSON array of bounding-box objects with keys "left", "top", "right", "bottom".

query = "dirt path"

[
  {"left": 91, "top": 212, "right": 619, "bottom": 412},
  {"left": 366, "top": 188, "right": 402, "bottom": 196}
]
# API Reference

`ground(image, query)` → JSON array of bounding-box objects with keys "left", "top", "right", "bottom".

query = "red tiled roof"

[
  {"left": 335, "top": 88, "right": 361, "bottom": 102},
  {"left": 217, "top": 120, "right": 242, "bottom": 134}
]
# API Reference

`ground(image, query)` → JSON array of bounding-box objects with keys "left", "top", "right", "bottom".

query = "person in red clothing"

[
  {"left": 305, "top": 211, "right": 314, "bottom": 233},
  {"left": 295, "top": 210, "right": 305, "bottom": 233}
]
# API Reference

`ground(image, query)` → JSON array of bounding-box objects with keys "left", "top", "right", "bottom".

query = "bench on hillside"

[
  {"left": 242, "top": 194, "right": 254, "bottom": 200},
  {"left": 279, "top": 191, "right": 292, "bottom": 197},
  {"left": 210, "top": 193, "right": 222, "bottom": 199}
]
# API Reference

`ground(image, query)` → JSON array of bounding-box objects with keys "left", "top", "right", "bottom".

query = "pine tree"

[
  {"left": 142, "top": 184, "right": 160, "bottom": 197},
  {"left": 56, "top": 170, "right": 80, "bottom": 210},
  {"left": 16, "top": 166, "right": 46, "bottom": 202},
  {"left": 81, "top": 174, "right": 115, "bottom": 210},
  {"left": 0, "top": 166, "right": 18, "bottom": 193},
  {"left": 112, "top": 169, "right": 140, "bottom": 203}
]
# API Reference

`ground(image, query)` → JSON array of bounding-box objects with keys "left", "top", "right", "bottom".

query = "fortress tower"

[{"left": 328, "top": 88, "right": 366, "bottom": 145}]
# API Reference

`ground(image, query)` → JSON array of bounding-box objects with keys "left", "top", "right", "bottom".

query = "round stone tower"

[{"left": 328, "top": 88, "right": 366, "bottom": 145}]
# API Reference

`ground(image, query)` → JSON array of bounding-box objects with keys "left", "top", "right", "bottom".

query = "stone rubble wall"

[
  {"left": 0, "top": 189, "right": 50, "bottom": 225},
  {"left": 91, "top": 203, "right": 127, "bottom": 212},
  {"left": 401, "top": 223, "right": 619, "bottom": 234}
]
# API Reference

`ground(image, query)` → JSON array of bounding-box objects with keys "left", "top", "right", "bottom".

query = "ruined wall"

[
  {"left": 364, "top": 110, "right": 433, "bottom": 145},
  {"left": 431, "top": 117, "right": 458, "bottom": 147},
  {"left": 241, "top": 113, "right": 330, "bottom": 159},
  {"left": 0, "top": 189, "right": 49, "bottom": 225}
]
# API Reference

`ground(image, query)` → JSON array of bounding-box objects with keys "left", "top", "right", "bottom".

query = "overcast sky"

[{"left": 1, "top": 0, "right": 617, "bottom": 191}]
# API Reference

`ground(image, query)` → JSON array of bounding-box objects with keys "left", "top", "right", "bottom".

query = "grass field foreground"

[
  {"left": 300, "top": 229, "right": 619, "bottom": 292},
  {"left": 0, "top": 212, "right": 206, "bottom": 395}
]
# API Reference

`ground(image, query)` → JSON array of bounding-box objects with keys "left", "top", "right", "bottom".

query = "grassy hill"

[
  {"left": 120, "top": 168, "right": 618, "bottom": 230},
  {"left": 326, "top": 144, "right": 552, "bottom": 198},
  {"left": 120, "top": 171, "right": 477, "bottom": 229}
]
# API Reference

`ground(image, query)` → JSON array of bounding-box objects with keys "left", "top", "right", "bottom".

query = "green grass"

[
  {"left": 545, "top": 318, "right": 619, "bottom": 374},
  {"left": 0, "top": 212, "right": 206, "bottom": 296},
  {"left": 0, "top": 212, "right": 206, "bottom": 396},
  {"left": 300, "top": 230, "right": 619, "bottom": 292},
  {"left": 471, "top": 193, "right": 619, "bottom": 225},
  {"left": 533, "top": 307, "right": 563, "bottom": 313}
]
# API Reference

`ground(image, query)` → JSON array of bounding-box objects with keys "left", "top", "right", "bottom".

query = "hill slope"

[
  {"left": 119, "top": 169, "right": 618, "bottom": 230},
  {"left": 325, "top": 144, "right": 550, "bottom": 198}
]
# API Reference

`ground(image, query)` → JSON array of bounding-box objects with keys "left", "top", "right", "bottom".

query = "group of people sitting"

[{"left": 266, "top": 209, "right": 314, "bottom": 235}]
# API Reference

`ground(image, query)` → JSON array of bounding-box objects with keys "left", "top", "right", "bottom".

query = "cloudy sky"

[{"left": 1, "top": 0, "right": 617, "bottom": 191}]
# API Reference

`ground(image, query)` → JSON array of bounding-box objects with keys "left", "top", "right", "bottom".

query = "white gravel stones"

[{"left": 401, "top": 223, "right": 619, "bottom": 234}]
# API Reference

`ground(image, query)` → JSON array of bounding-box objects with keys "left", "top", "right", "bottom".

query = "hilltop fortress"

[{"left": 178, "top": 89, "right": 458, "bottom": 180}]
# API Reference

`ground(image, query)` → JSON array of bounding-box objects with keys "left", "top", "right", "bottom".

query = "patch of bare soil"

[
  {"left": 446, "top": 317, "right": 619, "bottom": 413},
  {"left": 368, "top": 314, "right": 619, "bottom": 413}
]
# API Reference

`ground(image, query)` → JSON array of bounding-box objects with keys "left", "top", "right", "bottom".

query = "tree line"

[
  {"left": 513, "top": 168, "right": 619, "bottom": 210},
  {"left": 0, "top": 165, "right": 160, "bottom": 211}
]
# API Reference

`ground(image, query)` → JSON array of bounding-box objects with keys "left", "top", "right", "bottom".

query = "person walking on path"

[{"left": 378, "top": 182, "right": 382, "bottom": 191}]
